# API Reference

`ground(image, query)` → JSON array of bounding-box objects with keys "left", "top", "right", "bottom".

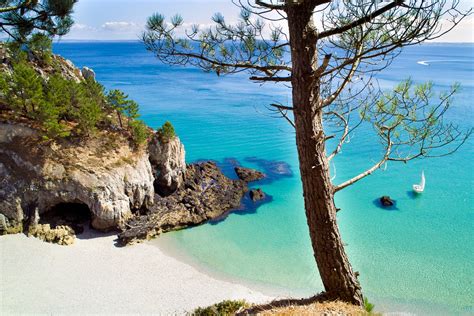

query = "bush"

[
  {"left": 1, "top": 52, "right": 157, "bottom": 144},
  {"left": 129, "top": 119, "right": 151, "bottom": 145},
  {"left": 106, "top": 89, "right": 140, "bottom": 128},
  {"left": 27, "top": 33, "right": 53, "bottom": 65},
  {"left": 157, "top": 121, "right": 176, "bottom": 142},
  {"left": 193, "top": 300, "right": 248, "bottom": 316},
  {"left": 364, "top": 297, "right": 375, "bottom": 313},
  {"left": 7, "top": 61, "right": 44, "bottom": 116},
  {"left": 38, "top": 100, "right": 70, "bottom": 139}
]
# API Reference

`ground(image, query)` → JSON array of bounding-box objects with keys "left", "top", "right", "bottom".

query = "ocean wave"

[{"left": 417, "top": 59, "right": 467, "bottom": 66}]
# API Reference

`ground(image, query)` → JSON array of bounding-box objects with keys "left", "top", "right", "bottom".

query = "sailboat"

[{"left": 413, "top": 171, "right": 426, "bottom": 194}]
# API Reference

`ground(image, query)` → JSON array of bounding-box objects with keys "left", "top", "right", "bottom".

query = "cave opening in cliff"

[{"left": 40, "top": 202, "right": 92, "bottom": 234}]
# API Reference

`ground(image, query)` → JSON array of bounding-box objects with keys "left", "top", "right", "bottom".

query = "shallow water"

[{"left": 54, "top": 41, "right": 474, "bottom": 315}]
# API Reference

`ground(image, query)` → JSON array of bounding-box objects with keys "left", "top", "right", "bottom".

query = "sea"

[{"left": 53, "top": 41, "right": 473, "bottom": 315}]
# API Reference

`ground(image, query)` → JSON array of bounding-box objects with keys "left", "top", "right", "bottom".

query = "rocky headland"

[
  {"left": 0, "top": 118, "right": 268, "bottom": 245},
  {"left": 0, "top": 52, "right": 268, "bottom": 246}
]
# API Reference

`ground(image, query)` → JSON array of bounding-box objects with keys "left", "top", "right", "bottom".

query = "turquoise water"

[{"left": 54, "top": 42, "right": 473, "bottom": 314}]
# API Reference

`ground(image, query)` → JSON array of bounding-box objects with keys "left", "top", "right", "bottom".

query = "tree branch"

[
  {"left": 318, "top": 0, "right": 405, "bottom": 39},
  {"left": 334, "top": 139, "right": 392, "bottom": 192},
  {"left": 327, "top": 111, "right": 349, "bottom": 161},
  {"left": 255, "top": 0, "right": 286, "bottom": 10},
  {"left": 250, "top": 75, "right": 292, "bottom": 82}
]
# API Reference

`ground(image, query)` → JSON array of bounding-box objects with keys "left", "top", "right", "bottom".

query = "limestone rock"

[
  {"left": 234, "top": 167, "right": 265, "bottom": 182},
  {"left": 0, "top": 123, "right": 155, "bottom": 232},
  {"left": 148, "top": 133, "right": 186, "bottom": 196},
  {"left": 81, "top": 66, "right": 96, "bottom": 81},
  {"left": 28, "top": 224, "right": 75, "bottom": 246}
]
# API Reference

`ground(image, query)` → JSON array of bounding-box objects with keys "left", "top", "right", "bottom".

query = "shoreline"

[
  {"left": 153, "top": 233, "right": 466, "bottom": 316},
  {"left": 152, "top": 232, "right": 314, "bottom": 300},
  {"left": 0, "top": 231, "right": 272, "bottom": 315},
  {"left": 1, "top": 231, "right": 467, "bottom": 315}
]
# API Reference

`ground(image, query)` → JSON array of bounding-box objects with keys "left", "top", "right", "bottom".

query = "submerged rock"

[
  {"left": 380, "top": 196, "right": 394, "bottom": 207},
  {"left": 249, "top": 189, "right": 266, "bottom": 201},
  {"left": 234, "top": 167, "right": 265, "bottom": 182},
  {"left": 118, "top": 161, "right": 247, "bottom": 245}
]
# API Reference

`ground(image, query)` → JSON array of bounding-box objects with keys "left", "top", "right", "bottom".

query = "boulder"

[
  {"left": 28, "top": 224, "right": 75, "bottom": 246},
  {"left": 81, "top": 66, "right": 96, "bottom": 81},
  {"left": 148, "top": 133, "right": 186, "bottom": 196},
  {"left": 380, "top": 196, "right": 394, "bottom": 207},
  {"left": 234, "top": 167, "right": 265, "bottom": 182},
  {"left": 249, "top": 189, "right": 265, "bottom": 201}
]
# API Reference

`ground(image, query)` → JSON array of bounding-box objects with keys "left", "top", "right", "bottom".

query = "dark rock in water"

[
  {"left": 118, "top": 161, "right": 248, "bottom": 245},
  {"left": 234, "top": 167, "right": 265, "bottom": 182},
  {"left": 249, "top": 189, "right": 266, "bottom": 202},
  {"left": 380, "top": 196, "right": 394, "bottom": 207}
]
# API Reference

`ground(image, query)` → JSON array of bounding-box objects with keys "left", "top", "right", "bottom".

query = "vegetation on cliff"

[{"left": 0, "top": 35, "right": 150, "bottom": 145}]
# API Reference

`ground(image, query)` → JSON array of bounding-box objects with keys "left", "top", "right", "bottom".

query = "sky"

[{"left": 64, "top": 0, "right": 473, "bottom": 42}]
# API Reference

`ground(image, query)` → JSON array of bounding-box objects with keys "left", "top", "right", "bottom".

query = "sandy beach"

[{"left": 0, "top": 231, "right": 272, "bottom": 315}]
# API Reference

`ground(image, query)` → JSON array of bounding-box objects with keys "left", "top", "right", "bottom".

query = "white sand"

[{"left": 0, "top": 231, "right": 272, "bottom": 315}]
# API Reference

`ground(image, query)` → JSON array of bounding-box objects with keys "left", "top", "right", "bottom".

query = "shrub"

[
  {"left": 38, "top": 100, "right": 70, "bottom": 139},
  {"left": 7, "top": 61, "right": 44, "bottom": 116},
  {"left": 129, "top": 119, "right": 151, "bottom": 145},
  {"left": 157, "top": 121, "right": 176, "bottom": 142},
  {"left": 364, "top": 297, "right": 375, "bottom": 313},
  {"left": 27, "top": 33, "right": 53, "bottom": 65},
  {"left": 193, "top": 300, "right": 248, "bottom": 316},
  {"left": 75, "top": 99, "right": 102, "bottom": 136},
  {"left": 106, "top": 89, "right": 140, "bottom": 128}
]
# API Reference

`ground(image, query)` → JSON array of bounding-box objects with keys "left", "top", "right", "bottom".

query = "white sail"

[{"left": 413, "top": 171, "right": 425, "bottom": 193}]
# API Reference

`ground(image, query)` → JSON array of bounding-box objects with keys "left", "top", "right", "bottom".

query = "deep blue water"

[{"left": 54, "top": 41, "right": 473, "bottom": 315}]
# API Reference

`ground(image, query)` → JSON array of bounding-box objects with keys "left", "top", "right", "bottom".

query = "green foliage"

[
  {"left": 4, "top": 41, "right": 27, "bottom": 63},
  {"left": 157, "top": 121, "right": 176, "bottom": 142},
  {"left": 6, "top": 61, "right": 44, "bottom": 115},
  {"left": 193, "top": 300, "right": 248, "bottom": 316},
  {"left": 0, "top": 0, "right": 77, "bottom": 42},
  {"left": 364, "top": 297, "right": 375, "bottom": 313},
  {"left": 37, "top": 98, "right": 70, "bottom": 139},
  {"left": 129, "top": 119, "right": 151, "bottom": 145},
  {"left": 106, "top": 89, "right": 140, "bottom": 128},
  {"left": 27, "top": 33, "right": 53, "bottom": 65},
  {"left": 1, "top": 55, "right": 159, "bottom": 145},
  {"left": 76, "top": 98, "right": 102, "bottom": 136}
]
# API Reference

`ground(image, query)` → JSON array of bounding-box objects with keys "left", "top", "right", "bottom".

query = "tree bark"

[{"left": 287, "top": 5, "right": 363, "bottom": 306}]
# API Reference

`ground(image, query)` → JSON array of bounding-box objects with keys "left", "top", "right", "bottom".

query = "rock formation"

[
  {"left": 81, "top": 66, "right": 96, "bottom": 81},
  {"left": 118, "top": 162, "right": 248, "bottom": 244},
  {"left": 234, "top": 167, "right": 265, "bottom": 182},
  {"left": 0, "top": 52, "right": 270, "bottom": 245},
  {"left": 0, "top": 122, "right": 154, "bottom": 232},
  {"left": 380, "top": 196, "right": 394, "bottom": 207},
  {"left": 148, "top": 133, "right": 186, "bottom": 196}
]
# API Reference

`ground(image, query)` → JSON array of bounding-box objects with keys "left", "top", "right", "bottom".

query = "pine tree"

[
  {"left": 0, "top": 0, "right": 77, "bottom": 42},
  {"left": 7, "top": 61, "right": 43, "bottom": 116}
]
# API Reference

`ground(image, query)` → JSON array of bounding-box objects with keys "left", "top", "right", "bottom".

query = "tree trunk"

[{"left": 287, "top": 6, "right": 363, "bottom": 306}]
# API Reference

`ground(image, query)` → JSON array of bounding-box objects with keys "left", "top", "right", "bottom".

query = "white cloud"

[{"left": 101, "top": 21, "right": 140, "bottom": 32}]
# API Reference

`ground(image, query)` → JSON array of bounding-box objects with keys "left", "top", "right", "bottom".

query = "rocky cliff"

[
  {"left": 0, "top": 52, "right": 266, "bottom": 245},
  {"left": 0, "top": 122, "right": 155, "bottom": 231}
]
